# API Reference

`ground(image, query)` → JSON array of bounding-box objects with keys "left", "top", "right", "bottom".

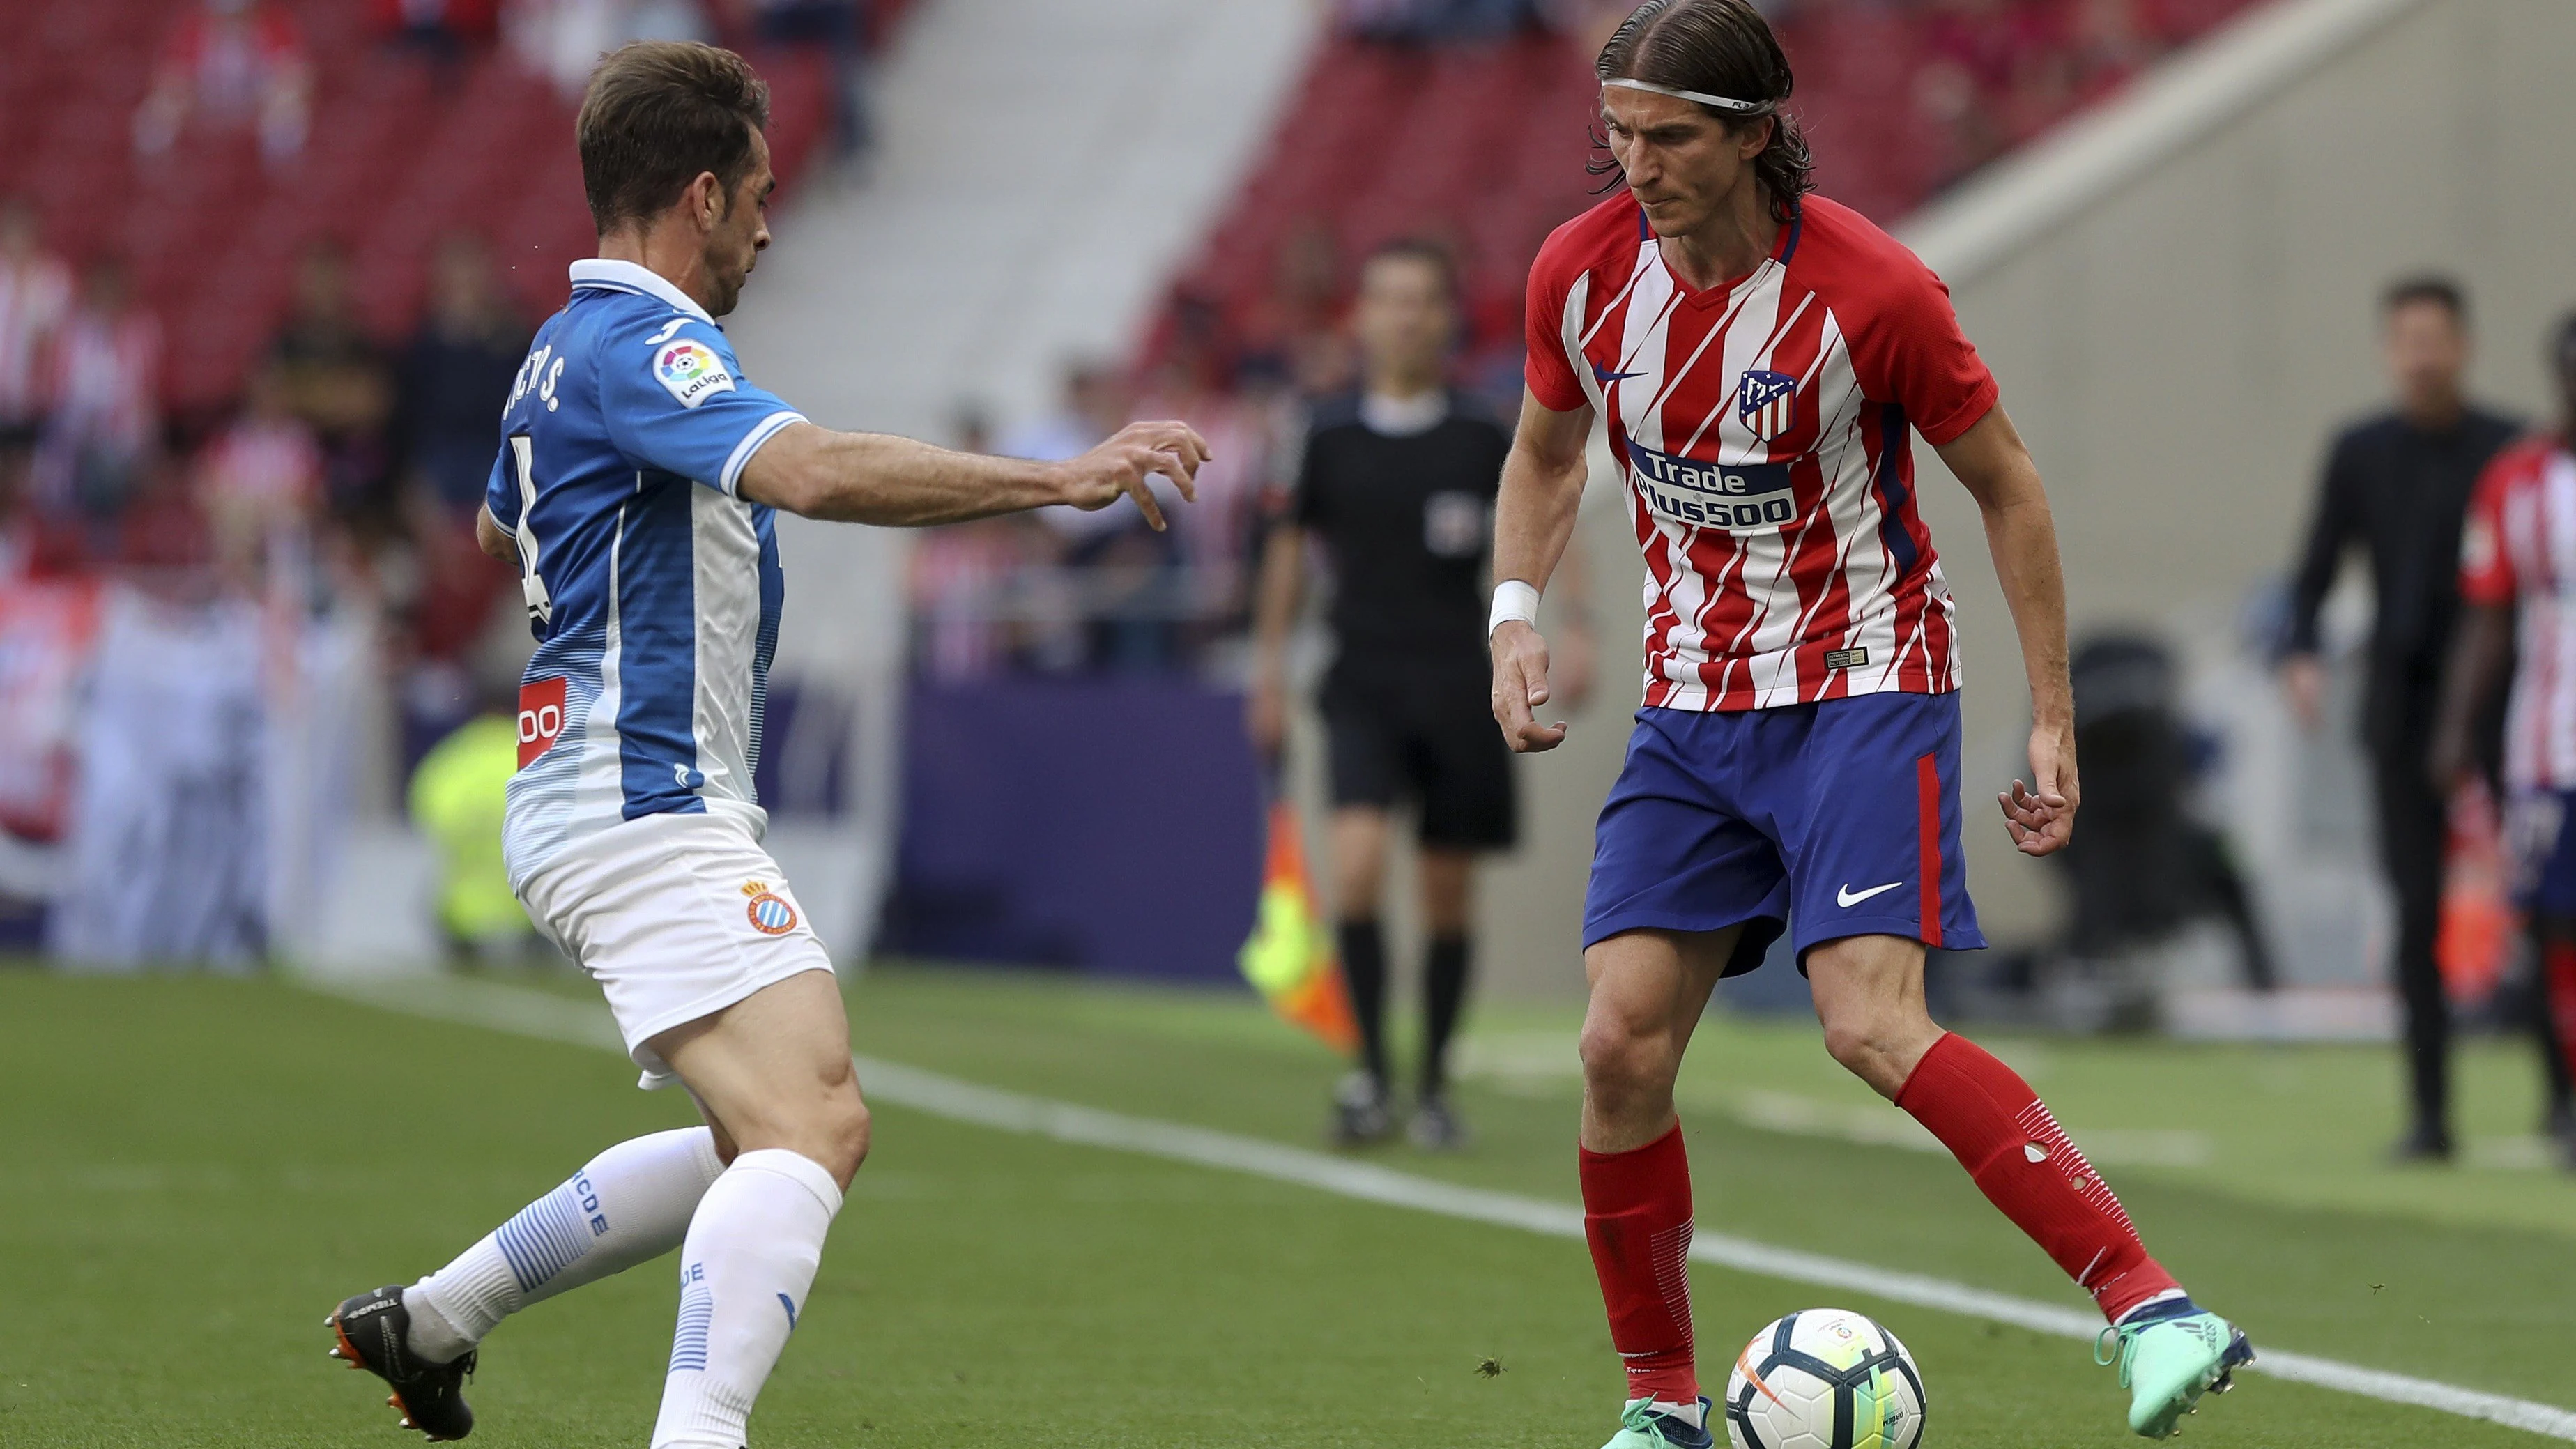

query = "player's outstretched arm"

[
  {"left": 1938, "top": 406, "right": 2078, "bottom": 857},
  {"left": 737, "top": 419, "right": 1209, "bottom": 528},
  {"left": 1489, "top": 388, "right": 1593, "bottom": 754}
]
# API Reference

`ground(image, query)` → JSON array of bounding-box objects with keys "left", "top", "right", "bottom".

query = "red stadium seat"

[
  {"left": 13, "top": 0, "right": 846, "bottom": 415},
  {"left": 1144, "top": 5, "right": 2264, "bottom": 386}
]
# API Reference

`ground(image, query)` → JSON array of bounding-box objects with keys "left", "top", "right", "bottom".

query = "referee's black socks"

[
  {"left": 1337, "top": 919, "right": 1391, "bottom": 1089},
  {"left": 1422, "top": 934, "right": 1471, "bottom": 1101}
]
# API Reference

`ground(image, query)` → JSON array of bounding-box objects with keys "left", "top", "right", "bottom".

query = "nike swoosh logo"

[
  {"left": 1592, "top": 363, "right": 1646, "bottom": 383},
  {"left": 1837, "top": 881, "right": 1903, "bottom": 908}
]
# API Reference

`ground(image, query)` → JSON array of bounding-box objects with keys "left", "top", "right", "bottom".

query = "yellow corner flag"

[{"left": 1237, "top": 799, "right": 1358, "bottom": 1052}]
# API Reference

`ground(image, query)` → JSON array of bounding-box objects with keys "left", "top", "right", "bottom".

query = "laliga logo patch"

[
  {"left": 654, "top": 339, "right": 737, "bottom": 409},
  {"left": 1735, "top": 368, "right": 1799, "bottom": 443},
  {"left": 742, "top": 880, "right": 799, "bottom": 936}
]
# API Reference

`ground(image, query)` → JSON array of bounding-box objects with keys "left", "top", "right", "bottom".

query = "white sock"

[
  {"left": 1648, "top": 1397, "right": 1706, "bottom": 1429},
  {"left": 2114, "top": 1287, "right": 2193, "bottom": 1325},
  {"left": 404, "top": 1128, "right": 726, "bottom": 1363},
  {"left": 650, "top": 1149, "right": 844, "bottom": 1449}
]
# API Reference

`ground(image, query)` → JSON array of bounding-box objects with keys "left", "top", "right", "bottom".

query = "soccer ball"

[{"left": 1722, "top": 1308, "right": 1925, "bottom": 1449}]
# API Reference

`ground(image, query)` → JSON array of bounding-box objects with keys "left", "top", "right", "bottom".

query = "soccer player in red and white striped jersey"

[
  {"left": 1486, "top": 3, "right": 2250, "bottom": 1443},
  {"left": 2434, "top": 309, "right": 2576, "bottom": 1172}
]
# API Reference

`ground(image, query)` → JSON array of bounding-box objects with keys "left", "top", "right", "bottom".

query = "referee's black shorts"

[{"left": 1320, "top": 656, "right": 1517, "bottom": 850}]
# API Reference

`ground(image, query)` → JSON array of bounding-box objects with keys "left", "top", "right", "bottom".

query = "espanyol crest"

[{"left": 1735, "top": 369, "right": 1798, "bottom": 443}]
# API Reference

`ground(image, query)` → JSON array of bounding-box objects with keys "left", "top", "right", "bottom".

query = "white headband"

[{"left": 1602, "top": 77, "right": 1765, "bottom": 114}]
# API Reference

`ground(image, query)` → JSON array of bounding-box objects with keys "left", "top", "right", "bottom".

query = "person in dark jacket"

[
  {"left": 2279, "top": 276, "right": 2521, "bottom": 1160},
  {"left": 398, "top": 233, "right": 529, "bottom": 517}
]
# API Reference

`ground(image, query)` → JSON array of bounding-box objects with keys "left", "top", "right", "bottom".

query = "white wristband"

[{"left": 1489, "top": 579, "right": 1541, "bottom": 636}]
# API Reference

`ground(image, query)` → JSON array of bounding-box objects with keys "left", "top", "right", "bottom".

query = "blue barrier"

[{"left": 882, "top": 677, "right": 1264, "bottom": 983}]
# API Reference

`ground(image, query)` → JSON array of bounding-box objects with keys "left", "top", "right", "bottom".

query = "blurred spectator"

[
  {"left": 194, "top": 363, "right": 321, "bottom": 589},
  {"left": 38, "top": 258, "right": 162, "bottom": 539},
  {"left": 2279, "top": 277, "right": 2522, "bottom": 1163},
  {"left": 1230, "top": 217, "right": 1348, "bottom": 394},
  {"left": 2067, "top": 0, "right": 2156, "bottom": 100},
  {"left": 908, "top": 516, "right": 1039, "bottom": 682},
  {"left": 268, "top": 242, "right": 395, "bottom": 526},
  {"left": 133, "top": 0, "right": 313, "bottom": 166},
  {"left": 739, "top": 0, "right": 874, "bottom": 158},
  {"left": 511, "top": 0, "right": 715, "bottom": 95},
  {"left": 1004, "top": 362, "right": 1187, "bottom": 673},
  {"left": 1134, "top": 356, "right": 1273, "bottom": 641},
  {"left": 398, "top": 234, "right": 531, "bottom": 518},
  {"left": 1342, "top": 0, "right": 1545, "bottom": 40},
  {"left": 0, "top": 201, "right": 72, "bottom": 530},
  {"left": 377, "top": 0, "right": 503, "bottom": 55}
]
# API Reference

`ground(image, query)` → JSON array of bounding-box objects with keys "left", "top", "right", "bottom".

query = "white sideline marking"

[{"left": 312, "top": 974, "right": 2576, "bottom": 1441}]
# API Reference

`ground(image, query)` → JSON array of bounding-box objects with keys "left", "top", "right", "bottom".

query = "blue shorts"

[
  {"left": 2507, "top": 790, "right": 2576, "bottom": 918},
  {"left": 1582, "top": 692, "right": 1986, "bottom": 974}
]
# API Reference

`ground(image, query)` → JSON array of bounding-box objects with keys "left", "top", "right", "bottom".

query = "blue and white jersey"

[{"left": 488, "top": 259, "right": 807, "bottom": 888}]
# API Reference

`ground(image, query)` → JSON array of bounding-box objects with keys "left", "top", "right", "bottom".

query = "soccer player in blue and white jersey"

[{"left": 322, "top": 43, "right": 1206, "bottom": 1448}]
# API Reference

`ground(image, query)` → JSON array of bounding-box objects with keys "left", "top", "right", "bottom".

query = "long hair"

[{"left": 1591, "top": 0, "right": 1814, "bottom": 220}]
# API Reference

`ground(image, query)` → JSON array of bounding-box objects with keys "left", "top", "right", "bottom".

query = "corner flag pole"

[{"left": 1236, "top": 761, "right": 1358, "bottom": 1052}]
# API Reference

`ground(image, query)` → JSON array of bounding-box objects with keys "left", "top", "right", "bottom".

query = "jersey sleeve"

[
  {"left": 1846, "top": 252, "right": 1998, "bottom": 447},
  {"left": 1523, "top": 238, "right": 1588, "bottom": 414},
  {"left": 597, "top": 314, "right": 808, "bottom": 495},
  {"left": 482, "top": 447, "right": 516, "bottom": 535},
  {"left": 2459, "top": 451, "right": 2520, "bottom": 606}
]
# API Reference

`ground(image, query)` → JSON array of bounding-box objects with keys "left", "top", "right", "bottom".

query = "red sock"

[
  {"left": 1895, "top": 1033, "right": 2181, "bottom": 1322},
  {"left": 1580, "top": 1123, "right": 1697, "bottom": 1404},
  {"left": 2544, "top": 942, "right": 2576, "bottom": 1079}
]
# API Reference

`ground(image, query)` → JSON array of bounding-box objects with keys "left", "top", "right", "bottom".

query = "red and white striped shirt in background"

[
  {"left": 2460, "top": 433, "right": 2576, "bottom": 791},
  {"left": 0, "top": 252, "right": 72, "bottom": 428},
  {"left": 1524, "top": 193, "right": 2000, "bottom": 712}
]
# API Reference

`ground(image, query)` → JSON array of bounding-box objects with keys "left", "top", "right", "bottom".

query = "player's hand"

[
  {"left": 1492, "top": 620, "right": 1567, "bottom": 753},
  {"left": 2280, "top": 653, "right": 2326, "bottom": 730},
  {"left": 1054, "top": 420, "right": 1209, "bottom": 530},
  {"left": 2427, "top": 718, "right": 2476, "bottom": 797},
  {"left": 1245, "top": 666, "right": 1289, "bottom": 758},
  {"left": 2000, "top": 716, "right": 2079, "bottom": 857}
]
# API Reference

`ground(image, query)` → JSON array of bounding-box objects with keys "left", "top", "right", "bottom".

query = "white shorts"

[{"left": 518, "top": 808, "right": 835, "bottom": 1090}]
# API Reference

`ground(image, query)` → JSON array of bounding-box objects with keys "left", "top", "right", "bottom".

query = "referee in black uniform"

[
  {"left": 1248, "top": 240, "right": 1593, "bottom": 1149},
  {"left": 2281, "top": 276, "right": 2530, "bottom": 1160}
]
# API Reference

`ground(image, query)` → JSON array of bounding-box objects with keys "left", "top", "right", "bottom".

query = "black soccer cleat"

[
  {"left": 325, "top": 1286, "right": 477, "bottom": 1441},
  {"left": 1330, "top": 1071, "right": 1393, "bottom": 1147}
]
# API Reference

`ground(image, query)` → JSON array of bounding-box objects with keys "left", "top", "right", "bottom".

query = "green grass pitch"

[{"left": 2, "top": 963, "right": 2572, "bottom": 1447}]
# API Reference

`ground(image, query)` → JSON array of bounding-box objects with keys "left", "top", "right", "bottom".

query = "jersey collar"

[{"left": 569, "top": 259, "right": 715, "bottom": 325}]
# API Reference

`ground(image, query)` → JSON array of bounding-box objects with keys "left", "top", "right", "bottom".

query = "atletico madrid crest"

[{"left": 1735, "top": 368, "right": 1798, "bottom": 443}]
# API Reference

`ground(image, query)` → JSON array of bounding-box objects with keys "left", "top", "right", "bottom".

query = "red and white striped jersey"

[
  {"left": 2460, "top": 434, "right": 2576, "bottom": 790},
  {"left": 1525, "top": 193, "right": 1998, "bottom": 712}
]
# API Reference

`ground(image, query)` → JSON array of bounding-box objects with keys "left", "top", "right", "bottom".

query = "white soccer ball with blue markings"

[{"left": 1722, "top": 1308, "right": 1924, "bottom": 1449}]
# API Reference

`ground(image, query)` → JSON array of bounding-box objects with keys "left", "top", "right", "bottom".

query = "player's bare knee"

[
  {"left": 829, "top": 1096, "right": 872, "bottom": 1181},
  {"left": 1819, "top": 1015, "right": 1916, "bottom": 1097},
  {"left": 1579, "top": 1016, "right": 1676, "bottom": 1109}
]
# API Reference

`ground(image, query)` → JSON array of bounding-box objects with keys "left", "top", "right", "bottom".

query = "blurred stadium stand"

[
  {"left": 1142, "top": 0, "right": 2267, "bottom": 398},
  {"left": 0, "top": 0, "right": 850, "bottom": 418},
  {"left": 7, "top": 0, "right": 2573, "bottom": 1018}
]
